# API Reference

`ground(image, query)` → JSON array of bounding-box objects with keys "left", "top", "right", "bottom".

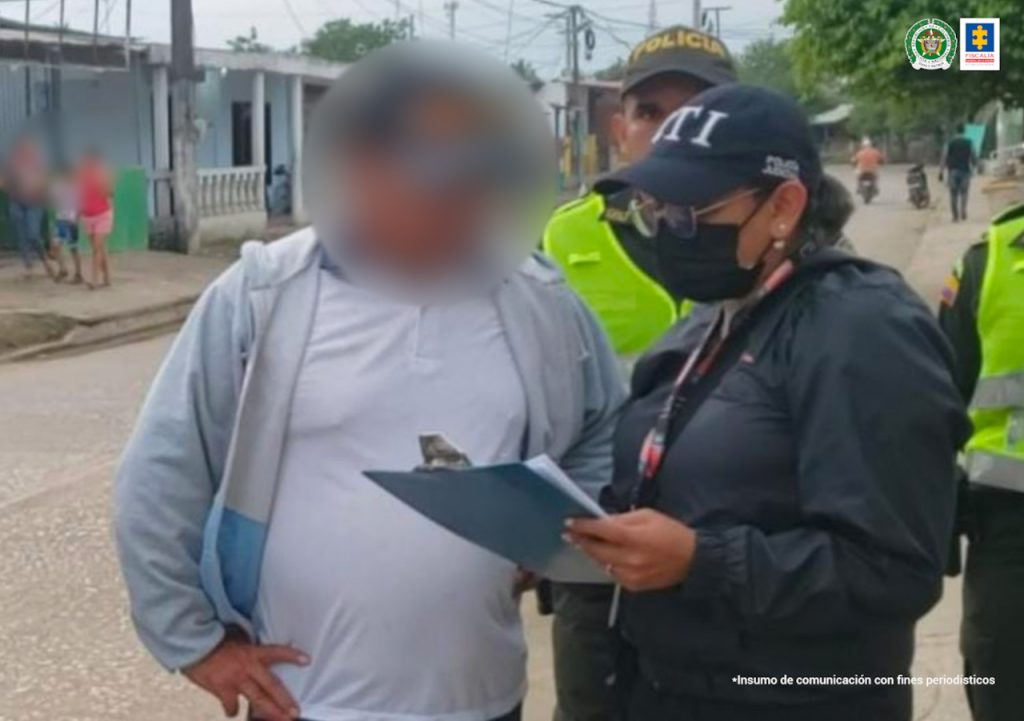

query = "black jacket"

[{"left": 608, "top": 250, "right": 970, "bottom": 705}]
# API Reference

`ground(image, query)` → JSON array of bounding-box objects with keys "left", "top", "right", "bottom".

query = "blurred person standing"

[
  {"left": 1, "top": 134, "right": 55, "bottom": 279},
  {"left": 939, "top": 124, "right": 978, "bottom": 223},
  {"left": 50, "top": 164, "right": 84, "bottom": 284},
  {"left": 938, "top": 201, "right": 1024, "bottom": 721},
  {"left": 541, "top": 27, "right": 736, "bottom": 721},
  {"left": 77, "top": 149, "right": 114, "bottom": 287},
  {"left": 544, "top": 25, "right": 737, "bottom": 360},
  {"left": 114, "top": 43, "right": 623, "bottom": 721}
]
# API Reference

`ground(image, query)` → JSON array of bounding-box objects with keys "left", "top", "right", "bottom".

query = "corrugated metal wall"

[{"left": 0, "top": 65, "right": 30, "bottom": 145}]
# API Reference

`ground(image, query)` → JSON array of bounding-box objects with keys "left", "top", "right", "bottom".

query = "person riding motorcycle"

[{"left": 852, "top": 137, "right": 884, "bottom": 203}]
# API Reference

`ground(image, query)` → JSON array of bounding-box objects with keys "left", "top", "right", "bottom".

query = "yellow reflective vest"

[
  {"left": 965, "top": 206, "right": 1024, "bottom": 492},
  {"left": 542, "top": 193, "right": 692, "bottom": 356}
]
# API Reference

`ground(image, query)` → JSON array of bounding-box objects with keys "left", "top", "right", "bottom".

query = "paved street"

[{"left": 0, "top": 165, "right": 986, "bottom": 721}]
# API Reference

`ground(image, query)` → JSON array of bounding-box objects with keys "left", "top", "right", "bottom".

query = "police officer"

[
  {"left": 541, "top": 27, "right": 737, "bottom": 721},
  {"left": 938, "top": 202, "right": 1024, "bottom": 721},
  {"left": 566, "top": 84, "right": 969, "bottom": 721},
  {"left": 543, "top": 25, "right": 737, "bottom": 357}
]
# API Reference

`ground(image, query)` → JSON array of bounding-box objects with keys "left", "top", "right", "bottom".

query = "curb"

[{"left": 0, "top": 296, "right": 198, "bottom": 363}]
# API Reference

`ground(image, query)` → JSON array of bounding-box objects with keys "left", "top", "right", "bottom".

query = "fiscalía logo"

[
  {"left": 905, "top": 18, "right": 957, "bottom": 70},
  {"left": 960, "top": 18, "right": 1000, "bottom": 71}
]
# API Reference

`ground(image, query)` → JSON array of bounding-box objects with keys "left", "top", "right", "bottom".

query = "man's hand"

[
  {"left": 564, "top": 509, "right": 697, "bottom": 592},
  {"left": 183, "top": 634, "right": 309, "bottom": 721}
]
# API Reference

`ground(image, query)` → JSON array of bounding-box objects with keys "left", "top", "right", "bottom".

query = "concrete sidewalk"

[
  {"left": 904, "top": 178, "right": 990, "bottom": 305},
  {"left": 0, "top": 250, "right": 232, "bottom": 358}
]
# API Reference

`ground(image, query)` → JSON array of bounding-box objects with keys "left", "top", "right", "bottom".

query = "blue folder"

[{"left": 364, "top": 456, "right": 610, "bottom": 583}]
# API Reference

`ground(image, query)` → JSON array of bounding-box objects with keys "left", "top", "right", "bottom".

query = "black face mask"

[{"left": 652, "top": 203, "right": 767, "bottom": 302}]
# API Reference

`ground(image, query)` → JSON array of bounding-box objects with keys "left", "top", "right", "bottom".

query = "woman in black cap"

[{"left": 565, "top": 84, "right": 970, "bottom": 721}]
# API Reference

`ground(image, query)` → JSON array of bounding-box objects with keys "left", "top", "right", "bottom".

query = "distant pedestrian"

[
  {"left": 2, "top": 135, "right": 55, "bottom": 280},
  {"left": 940, "top": 124, "right": 978, "bottom": 222},
  {"left": 77, "top": 149, "right": 114, "bottom": 288},
  {"left": 49, "top": 165, "right": 84, "bottom": 284}
]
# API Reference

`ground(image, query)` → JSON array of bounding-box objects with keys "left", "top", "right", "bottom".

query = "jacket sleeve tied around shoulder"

[
  {"left": 556, "top": 288, "right": 628, "bottom": 500},
  {"left": 114, "top": 263, "right": 251, "bottom": 671},
  {"left": 681, "top": 287, "right": 970, "bottom": 634}
]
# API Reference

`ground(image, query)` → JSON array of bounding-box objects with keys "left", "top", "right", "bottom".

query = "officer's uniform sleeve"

[
  {"left": 937, "top": 241, "right": 987, "bottom": 403},
  {"left": 681, "top": 285, "right": 971, "bottom": 634}
]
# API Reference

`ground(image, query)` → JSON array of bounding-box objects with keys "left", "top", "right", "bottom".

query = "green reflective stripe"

[
  {"left": 965, "top": 450, "right": 1024, "bottom": 493},
  {"left": 543, "top": 193, "right": 681, "bottom": 355},
  {"left": 567, "top": 251, "right": 602, "bottom": 265},
  {"left": 970, "top": 372, "right": 1024, "bottom": 410}
]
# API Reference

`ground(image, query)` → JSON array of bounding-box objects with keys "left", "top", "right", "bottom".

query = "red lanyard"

[{"left": 633, "top": 259, "right": 796, "bottom": 498}]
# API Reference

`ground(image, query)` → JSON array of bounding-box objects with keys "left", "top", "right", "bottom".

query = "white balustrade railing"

[{"left": 196, "top": 166, "right": 266, "bottom": 218}]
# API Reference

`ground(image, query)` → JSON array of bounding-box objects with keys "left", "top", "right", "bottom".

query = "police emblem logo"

[{"left": 905, "top": 18, "right": 957, "bottom": 70}]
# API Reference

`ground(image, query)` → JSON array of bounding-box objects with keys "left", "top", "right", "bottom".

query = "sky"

[{"left": 6, "top": 0, "right": 787, "bottom": 77}]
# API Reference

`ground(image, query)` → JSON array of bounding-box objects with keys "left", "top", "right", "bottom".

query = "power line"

[
  {"left": 503, "top": 0, "right": 514, "bottom": 60},
  {"left": 585, "top": 14, "right": 635, "bottom": 53},
  {"left": 278, "top": 0, "right": 307, "bottom": 36},
  {"left": 505, "top": 14, "right": 560, "bottom": 57}
]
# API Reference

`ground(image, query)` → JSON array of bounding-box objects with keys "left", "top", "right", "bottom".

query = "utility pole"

[
  {"left": 647, "top": 0, "right": 657, "bottom": 34},
  {"left": 691, "top": 0, "right": 701, "bottom": 28},
  {"left": 564, "top": 4, "right": 584, "bottom": 190},
  {"left": 702, "top": 5, "right": 731, "bottom": 36},
  {"left": 444, "top": 1, "right": 458, "bottom": 40},
  {"left": 170, "top": 0, "right": 201, "bottom": 253}
]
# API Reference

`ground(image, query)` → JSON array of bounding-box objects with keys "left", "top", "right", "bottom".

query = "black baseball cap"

[
  {"left": 594, "top": 84, "right": 823, "bottom": 209},
  {"left": 622, "top": 25, "right": 737, "bottom": 95}
]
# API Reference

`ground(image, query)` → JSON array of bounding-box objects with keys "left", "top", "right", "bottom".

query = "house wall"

[
  {"left": 195, "top": 68, "right": 295, "bottom": 172},
  {"left": 60, "top": 65, "right": 154, "bottom": 169},
  {"left": 0, "top": 64, "right": 56, "bottom": 150}
]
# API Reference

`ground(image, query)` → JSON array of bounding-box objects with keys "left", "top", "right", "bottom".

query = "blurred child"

[
  {"left": 50, "top": 165, "right": 83, "bottom": 284},
  {"left": 78, "top": 149, "right": 114, "bottom": 288}
]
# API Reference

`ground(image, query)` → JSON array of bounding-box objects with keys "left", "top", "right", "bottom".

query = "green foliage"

[
  {"left": 511, "top": 59, "right": 544, "bottom": 92},
  {"left": 736, "top": 37, "right": 836, "bottom": 114},
  {"left": 227, "top": 27, "right": 272, "bottom": 54},
  {"left": 782, "top": 0, "right": 1023, "bottom": 118},
  {"left": 595, "top": 58, "right": 627, "bottom": 81},
  {"left": 301, "top": 18, "right": 411, "bottom": 63},
  {"left": 737, "top": 37, "right": 799, "bottom": 97}
]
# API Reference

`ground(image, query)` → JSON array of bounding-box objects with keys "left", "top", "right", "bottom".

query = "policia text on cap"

[
  {"left": 543, "top": 25, "right": 738, "bottom": 358},
  {"left": 564, "top": 84, "right": 969, "bottom": 721}
]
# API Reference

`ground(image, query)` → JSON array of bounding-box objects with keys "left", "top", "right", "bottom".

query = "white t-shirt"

[{"left": 253, "top": 269, "right": 529, "bottom": 721}]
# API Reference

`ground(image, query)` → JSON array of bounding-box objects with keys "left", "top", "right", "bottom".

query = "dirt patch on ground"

[{"left": 0, "top": 312, "right": 76, "bottom": 354}]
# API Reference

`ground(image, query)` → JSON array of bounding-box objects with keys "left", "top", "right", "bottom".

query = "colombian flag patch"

[{"left": 940, "top": 273, "right": 960, "bottom": 307}]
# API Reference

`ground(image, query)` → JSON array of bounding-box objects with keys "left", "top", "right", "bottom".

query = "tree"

[
  {"left": 511, "top": 59, "right": 544, "bottom": 92},
  {"left": 302, "top": 18, "right": 411, "bottom": 63},
  {"left": 227, "top": 27, "right": 272, "bottom": 54},
  {"left": 782, "top": 0, "right": 1024, "bottom": 119},
  {"left": 736, "top": 37, "right": 834, "bottom": 113},
  {"left": 595, "top": 58, "right": 627, "bottom": 81}
]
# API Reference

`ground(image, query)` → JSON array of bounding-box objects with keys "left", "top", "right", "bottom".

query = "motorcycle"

[
  {"left": 856, "top": 172, "right": 878, "bottom": 204},
  {"left": 906, "top": 164, "right": 930, "bottom": 209}
]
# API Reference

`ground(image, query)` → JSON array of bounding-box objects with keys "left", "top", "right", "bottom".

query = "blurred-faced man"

[
  {"left": 114, "top": 42, "right": 624, "bottom": 721},
  {"left": 540, "top": 25, "right": 737, "bottom": 721}
]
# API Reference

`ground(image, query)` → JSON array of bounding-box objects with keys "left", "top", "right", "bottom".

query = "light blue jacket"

[{"left": 114, "top": 229, "right": 626, "bottom": 671}]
